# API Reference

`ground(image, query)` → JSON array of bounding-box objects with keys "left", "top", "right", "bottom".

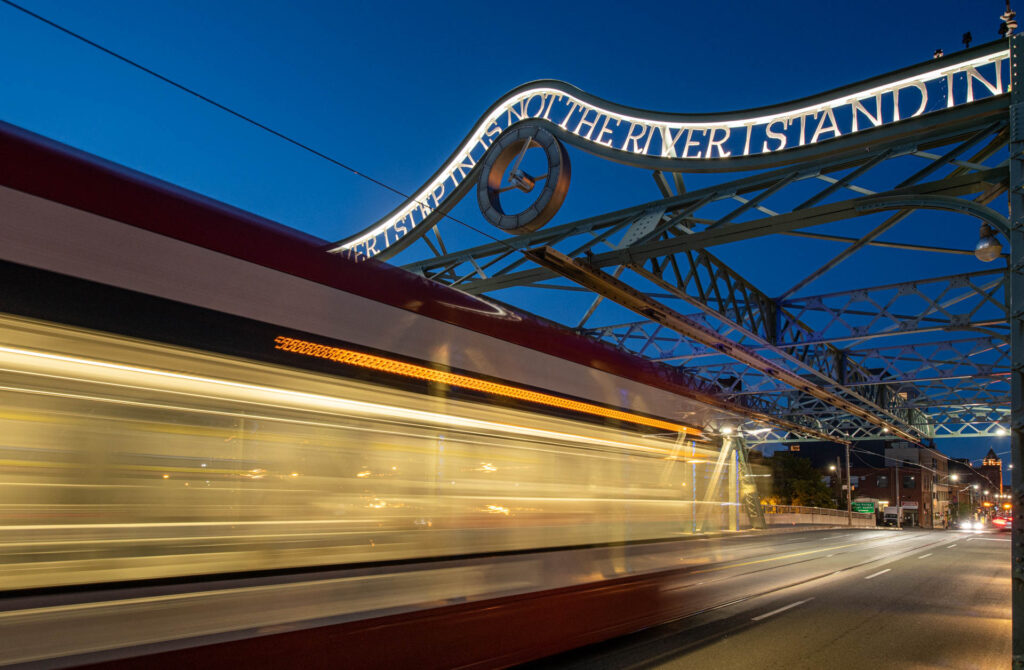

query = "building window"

[
  {"left": 903, "top": 475, "right": 916, "bottom": 489},
  {"left": 877, "top": 475, "right": 888, "bottom": 488}
]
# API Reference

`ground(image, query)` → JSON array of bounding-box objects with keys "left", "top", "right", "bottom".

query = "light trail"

[{"left": 0, "top": 344, "right": 696, "bottom": 459}]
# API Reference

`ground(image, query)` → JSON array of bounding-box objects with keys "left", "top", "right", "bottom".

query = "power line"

[
  {"left": 1, "top": 0, "right": 405, "bottom": 198},
  {"left": 849, "top": 445, "right": 997, "bottom": 484},
  {"left": 0, "top": 0, "right": 513, "bottom": 252}
]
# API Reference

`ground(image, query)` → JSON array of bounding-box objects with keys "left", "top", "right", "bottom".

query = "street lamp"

[
  {"left": 975, "top": 223, "right": 1003, "bottom": 262},
  {"left": 823, "top": 458, "right": 847, "bottom": 528},
  {"left": 953, "top": 484, "right": 982, "bottom": 527},
  {"left": 935, "top": 473, "right": 960, "bottom": 528}
]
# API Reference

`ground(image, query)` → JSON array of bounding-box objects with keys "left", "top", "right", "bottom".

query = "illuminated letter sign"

[{"left": 332, "top": 48, "right": 1008, "bottom": 261}]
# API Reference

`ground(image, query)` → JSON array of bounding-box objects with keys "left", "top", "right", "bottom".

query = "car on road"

[{"left": 992, "top": 515, "right": 1012, "bottom": 532}]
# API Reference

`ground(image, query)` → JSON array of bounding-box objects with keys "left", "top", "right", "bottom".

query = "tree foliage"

[{"left": 769, "top": 452, "right": 836, "bottom": 508}]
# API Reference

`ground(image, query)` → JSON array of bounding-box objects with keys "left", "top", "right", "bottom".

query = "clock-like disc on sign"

[{"left": 477, "top": 125, "right": 570, "bottom": 234}]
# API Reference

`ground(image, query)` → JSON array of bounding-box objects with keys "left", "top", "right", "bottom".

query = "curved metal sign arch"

[{"left": 330, "top": 42, "right": 1008, "bottom": 263}]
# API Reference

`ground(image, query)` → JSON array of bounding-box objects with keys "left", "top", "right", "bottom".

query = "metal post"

[
  {"left": 845, "top": 443, "right": 852, "bottom": 526},
  {"left": 834, "top": 456, "right": 843, "bottom": 508},
  {"left": 896, "top": 464, "right": 902, "bottom": 530},
  {"left": 1010, "top": 32, "right": 1024, "bottom": 670},
  {"left": 691, "top": 442, "right": 697, "bottom": 534},
  {"left": 728, "top": 444, "right": 739, "bottom": 531},
  {"left": 696, "top": 435, "right": 732, "bottom": 532},
  {"left": 736, "top": 438, "right": 767, "bottom": 530}
]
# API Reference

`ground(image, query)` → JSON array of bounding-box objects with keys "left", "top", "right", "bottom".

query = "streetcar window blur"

[{"left": 0, "top": 314, "right": 745, "bottom": 591}]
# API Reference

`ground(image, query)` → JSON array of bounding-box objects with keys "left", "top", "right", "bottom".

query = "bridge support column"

[
  {"left": 729, "top": 444, "right": 739, "bottom": 531},
  {"left": 1010, "top": 33, "right": 1024, "bottom": 670}
]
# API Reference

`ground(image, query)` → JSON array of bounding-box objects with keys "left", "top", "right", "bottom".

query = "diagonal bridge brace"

[{"left": 526, "top": 246, "right": 923, "bottom": 446}]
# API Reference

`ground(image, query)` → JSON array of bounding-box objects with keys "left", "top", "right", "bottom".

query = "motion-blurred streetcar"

[{"left": 0, "top": 121, "right": 754, "bottom": 667}]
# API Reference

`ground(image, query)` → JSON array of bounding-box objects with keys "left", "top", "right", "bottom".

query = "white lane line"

[
  {"left": 969, "top": 537, "right": 1011, "bottom": 542},
  {"left": 917, "top": 553, "right": 932, "bottom": 559},
  {"left": 947, "top": 544, "right": 957, "bottom": 548},
  {"left": 865, "top": 569, "right": 891, "bottom": 580},
  {"left": 751, "top": 598, "right": 814, "bottom": 622},
  {"left": 826, "top": 554, "right": 834, "bottom": 558}
]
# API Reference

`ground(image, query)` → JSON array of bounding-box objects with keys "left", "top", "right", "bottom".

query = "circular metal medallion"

[{"left": 477, "top": 125, "right": 570, "bottom": 235}]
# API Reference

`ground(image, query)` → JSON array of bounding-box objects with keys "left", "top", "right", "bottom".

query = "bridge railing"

[
  {"left": 763, "top": 505, "right": 874, "bottom": 519},
  {"left": 761, "top": 505, "right": 876, "bottom": 527}
]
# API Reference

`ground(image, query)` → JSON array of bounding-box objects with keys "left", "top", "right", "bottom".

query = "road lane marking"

[
  {"left": 681, "top": 533, "right": 946, "bottom": 577},
  {"left": 967, "top": 537, "right": 1010, "bottom": 542},
  {"left": 751, "top": 598, "right": 813, "bottom": 621},
  {"left": 826, "top": 554, "right": 834, "bottom": 558},
  {"left": 865, "top": 569, "right": 891, "bottom": 580},
  {"left": 688, "top": 542, "right": 863, "bottom": 574},
  {"left": 917, "top": 553, "right": 932, "bottom": 559},
  {"left": 947, "top": 544, "right": 957, "bottom": 548}
]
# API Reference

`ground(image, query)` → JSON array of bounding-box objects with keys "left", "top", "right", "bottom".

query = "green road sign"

[{"left": 851, "top": 502, "right": 875, "bottom": 514}]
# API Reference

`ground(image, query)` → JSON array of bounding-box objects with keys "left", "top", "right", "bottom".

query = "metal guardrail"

[{"left": 762, "top": 505, "right": 874, "bottom": 519}]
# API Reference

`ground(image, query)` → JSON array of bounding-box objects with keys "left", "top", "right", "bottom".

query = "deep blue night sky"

[{"left": 0, "top": 0, "right": 1012, "bottom": 465}]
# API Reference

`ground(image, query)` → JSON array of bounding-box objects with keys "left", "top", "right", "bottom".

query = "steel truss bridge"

[
  {"left": 330, "top": 36, "right": 1024, "bottom": 661},
  {"left": 336, "top": 39, "right": 1014, "bottom": 452}
]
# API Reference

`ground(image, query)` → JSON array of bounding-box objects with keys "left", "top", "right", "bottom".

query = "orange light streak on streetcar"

[{"left": 274, "top": 336, "right": 699, "bottom": 437}]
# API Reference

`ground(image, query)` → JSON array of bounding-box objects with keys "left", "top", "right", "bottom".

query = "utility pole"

[
  {"left": 834, "top": 456, "right": 842, "bottom": 503},
  {"left": 1008, "top": 30, "right": 1023, "bottom": 670},
  {"left": 896, "top": 464, "right": 902, "bottom": 530},
  {"left": 845, "top": 443, "right": 852, "bottom": 526}
]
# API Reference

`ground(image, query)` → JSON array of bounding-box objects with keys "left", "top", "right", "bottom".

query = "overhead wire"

[
  {"left": 4, "top": 0, "right": 1001, "bottom": 448},
  {"left": 849, "top": 444, "right": 1000, "bottom": 488},
  {"left": 0, "top": 0, "right": 518, "bottom": 254}
]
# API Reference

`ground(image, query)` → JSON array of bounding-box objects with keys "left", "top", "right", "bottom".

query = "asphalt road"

[{"left": 525, "top": 528, "right": 1011, "bottom": 670}]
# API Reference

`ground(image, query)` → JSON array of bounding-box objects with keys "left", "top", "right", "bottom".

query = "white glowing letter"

[
  {"left": 966, "top": 65, "right": 1003, "bottom": 101},
  {"left": 894, "top": 82, "right": 928, "bottom": 118},
  {"left": 452, "top": 153, "right": 476, "bottom": 180},
  {"left": 810, "top": 108, "right": 841, "bottom": 143},
  {"left": 541, "top": 94, "right": 559, "bottom": 120},
  {"left": 741, "top": 122, "right": 755, "bottom": 156},
  {"left": 705, "top": 127, "right": 731, "bottom": 157},
  {"left": 660, "top": 126, "right": 686, "bottom": 158},
  {"left": 624, "top": 122, "right": 651, "bottom": 154},
  {"left": 524, "top": 93, "right": 547, "bottom": 118},
  {"left": 680, "top": 128, "right": 703, "bottom": 158},
  {"left": 393, "top": 215, "right": 409, "bottom": 237},
  {"left": 851, "top": 94, "right": 883, "bottom": 132},
  {"left": 595, "top": 115, "right": 619, "bottom": 147},
  {"left": 506, "top": 99, "right": 528, "bottom": 125},
  {"left": 559, "top": 103, "right": 582, "bottom": 129},
  {"left": 762, "top": 119, "right": 787, "bottom": 152},
  {"left": 573, "top": 108, "right": 602, "bottom": 140}
]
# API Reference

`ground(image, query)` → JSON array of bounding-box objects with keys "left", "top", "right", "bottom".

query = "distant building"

[
  {"left": 980, "top": 449, "right": 1004, "bottom": 495},
  {"left": 850, "top": 443, "right": 949, "bottom": 528},
  {"left": 781, "top": 437, "right": 1006, "bottom": 527},
  {"left": 947, "top": 450, "right": 1003, "bottom": 510},
  {"left": 787, "top": 439, "right": 951, "bottom": 528}
]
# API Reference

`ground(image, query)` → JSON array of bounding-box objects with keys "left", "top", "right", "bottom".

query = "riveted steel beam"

[{"left": 527, "top": 245, "right": 919, "bottom": 445}]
